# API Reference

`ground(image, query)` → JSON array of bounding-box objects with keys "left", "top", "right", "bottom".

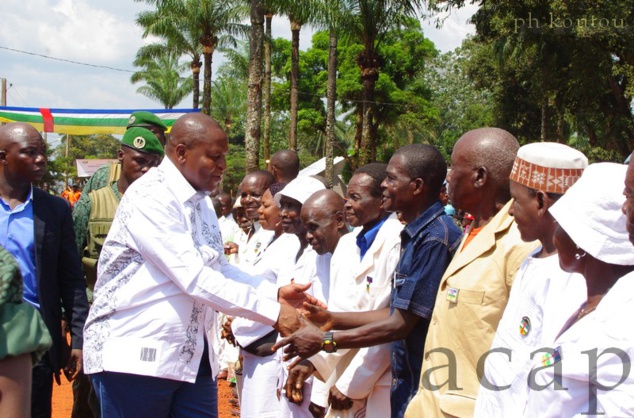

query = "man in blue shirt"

[
  {"left": 0, "top": 122, "right": 88, "bottom": 418},
  {"left": 274, "top": 144, "right": 463, "bottom": 418}
]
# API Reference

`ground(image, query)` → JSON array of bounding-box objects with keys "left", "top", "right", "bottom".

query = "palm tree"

[
  {"left": 211, "top": 76, "right": 247, "bottom": 139},
  {"left": 136, "top": 10, "right": 203, "bottom": 108},
  {"left": 131, "top": 50, "right": 192, "bottom": 109},
  {"left": 138, "top": 0, "right": 249, "bottom": 115},
  {"left": 218, "top": 41, "right": 250, "bottom": 81},
  {"left": 313, "top": 0, "right": 350, "bottom": 187},
  {"left": 245, "top": 0, "right": 265, "bottom": 172},
  {"left": 347, "top": 0, "right": 423, "bottom": 164},
  {"left": 263, "top": 0, "right": 278, "bottom": 162}
]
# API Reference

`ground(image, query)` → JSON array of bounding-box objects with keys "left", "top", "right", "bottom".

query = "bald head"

[
  {"left": 0, "top": 122, "right": 41, "bottom": 147},
  {"left": 449, "top": 128, "right": 519, "bottom": 212},
  {"left": 301, "top": 190, "right": 347, "bottom": 255},
  {"left": 166, "top": 114, "right": 228, "bottom": 194},
  {"left": 0, "top": 122, "right": 47, "bottom": 189},
  {"left": 167, "top": 113, "right": 225, "bottom": 151},
  {"left": 458, "top": 128, "right": 519, "bottom": 188},
  {"left": 269, "top": 150, "right": 300, "bottom": 183},
  {"left": 304, "top": 190, "right": 345, "bottom": 213}
]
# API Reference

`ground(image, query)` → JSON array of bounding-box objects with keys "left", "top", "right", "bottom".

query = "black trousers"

[{"left": 31, "top": 357, "right": 53, "bottom": 418}]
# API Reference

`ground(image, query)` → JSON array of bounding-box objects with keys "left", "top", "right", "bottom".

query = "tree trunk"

[
  {"left": 325, "top": 28, "right": 338, "bottom": 189},
  {"left": 358, "top": 47, "right": 379, "bottom": 166},
  {"left": 263, "top": 13, "right": 273, "bottom": 162},
  {"left": 556, "top": 107, "right": 564, "bottom": 143},
  {"left": 353, "top": 106, "right": 362, "bottom": 170},
  {"left": 540, "top": 95, "right": 547, "bottom": 142},
  {"left": 360, "top": 70, "right": 377, "bottom": 165},
  {"left": 289, "top": 19, "right": 302, "bottom": 151},
  {"left": 201, "top": 42, "right": 215, "bottom": 116},
  {"left": 191, "top": 58, "right": 202, "bottom": 109},
  {"left": 245, "top": 0, "right": 265, "bottom": 173}
]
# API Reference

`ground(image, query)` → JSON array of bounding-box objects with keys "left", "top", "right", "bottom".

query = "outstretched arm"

[
  {"left": 272, "top": 307, "right": 420, "bottom": 360},
  {"left": 302, "top": 303, "right": 390, "bottom": 331}
]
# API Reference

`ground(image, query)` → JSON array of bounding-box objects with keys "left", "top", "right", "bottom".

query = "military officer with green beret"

[
  {"left": 81, "top": 111, "right": 168, "bottom": 195},
  {"left": 73, "top": 127, "right": 164, "bottom": 289},
  {"left": 70, "top": 127, "right": 163, "bottom": 418}
]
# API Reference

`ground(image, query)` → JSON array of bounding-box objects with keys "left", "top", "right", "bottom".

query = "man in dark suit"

[{"left": 0, "top": 122, "right": 89, "bottom": 418}]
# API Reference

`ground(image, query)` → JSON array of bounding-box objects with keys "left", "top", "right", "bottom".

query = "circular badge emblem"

[
  {"left": 133, "top": 136, "right": 146, "bottom": 149},
  {"left": 519, "top": 316, "right": 531, "bottom": 337},
  {"left": 129, "top": 115, "right": 136, "bottom": 124}
]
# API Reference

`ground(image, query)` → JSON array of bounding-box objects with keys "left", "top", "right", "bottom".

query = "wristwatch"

[{"left": 322, "top": 331, "right": 337, "bottom": 353}]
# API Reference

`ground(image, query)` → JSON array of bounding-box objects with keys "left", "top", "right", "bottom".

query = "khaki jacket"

[{"left": 405, "top": 201, "right": 538, "bottom": 418}]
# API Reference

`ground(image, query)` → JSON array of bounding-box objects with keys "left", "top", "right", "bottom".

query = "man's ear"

[
  {"left": 536, "top": 190, "right": 549, "bottom": 215},
  {"left": 474, "top": 167, "right": 488, "bottom": 188},
  {"left": 174, "top": 143, "right": 187, "bottom": 163},
  {"left": 335, "top": 210, "right": 346, "bottom": 231},
  {"left": 412, "top": 177, "right": 424, "bottom": 195},
  {"left": 117, "top": 149, "right": 124, "bottom": 163}
]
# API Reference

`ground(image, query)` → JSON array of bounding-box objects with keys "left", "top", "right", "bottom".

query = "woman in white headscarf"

[{"left": 524, "top": 163, "right": 634, "bottom": 417}]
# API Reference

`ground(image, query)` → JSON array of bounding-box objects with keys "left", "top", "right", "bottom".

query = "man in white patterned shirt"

[{"left": 83, "top": 113, "right": 321, "bottom": 418}]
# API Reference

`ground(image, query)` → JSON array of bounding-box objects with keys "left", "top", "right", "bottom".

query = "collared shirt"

[
  {"left": 0, "top": 186, "right": 38, "bottom": 308},
  {"left": 475, "top": 249, "right": 586, "bottom": 417},
  {"left": 356, "top": 214, "right": 389, "bottom": 260},
  {"left": 83, "top": 157, "right": 281, "bottom": 383},
  {"left": 390, "top": 201, "right": 463, "bottom": 418}
]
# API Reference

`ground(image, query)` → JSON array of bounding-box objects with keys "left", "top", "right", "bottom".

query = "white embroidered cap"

[
  {"left": 509, "top": 142, "right": 588, "bottom": 194},
  {"left": 549, "top": 162, "right": 634, "bottom": 265}
]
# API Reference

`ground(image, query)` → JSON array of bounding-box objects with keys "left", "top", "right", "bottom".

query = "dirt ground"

[{"left": 51, "top": 375, "right": 237, "bottom": 417}]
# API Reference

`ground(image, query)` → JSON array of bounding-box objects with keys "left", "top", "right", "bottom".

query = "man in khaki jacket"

[{"left": 404, "top": 128, "right": 539, "bottom": 418}]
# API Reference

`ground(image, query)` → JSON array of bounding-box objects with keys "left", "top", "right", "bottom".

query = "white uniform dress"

[
  {"left": 309, "top": 214, "right": 403, "bottom": 418},
  {"left": 474, "top": 248, "right": 586, "bottom": 417},
  {"left": 232, "top": 233, "right": 301, "bottom": 417},
  {"left": 523, "top": 270, "right": 634, "bottom": 417},
  {"left": 276, "top": 246, "right": 331, "bottom": 418}
]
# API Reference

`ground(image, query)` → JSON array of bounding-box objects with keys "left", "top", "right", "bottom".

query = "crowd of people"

[{"left": 1, "top": 111, "right": 633, "bottom": 418}]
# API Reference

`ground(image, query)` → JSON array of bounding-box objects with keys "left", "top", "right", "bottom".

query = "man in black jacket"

[{"left": 0, "top": 122, "right": 89, "bottom": 418}]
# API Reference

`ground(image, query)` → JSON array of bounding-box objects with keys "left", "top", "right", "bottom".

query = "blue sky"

[{"left": 0, "top": 0, "right": 477, "bottom": 110}]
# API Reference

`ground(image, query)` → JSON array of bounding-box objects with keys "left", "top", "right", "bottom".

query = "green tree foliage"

[
  {"left": 131, "top": 50, "right": 192, "bottom": 109},
  {"left": 136, "top": 9, "right": 203, "bottom": 108},
  {"left": 135, "top": 0, "right": 249, "bottom": 114},
  {"left": 212, "top": 76, "right": 247, "bottom": 142},
  {"left": 424, "top": 39, "right": 495, "bottom": 160},
  {"left": 432, "top": 0, "right": 634, "bottom": 159},
  {"left": 331, "top": 19, "right": 438, "bottom": 165}
]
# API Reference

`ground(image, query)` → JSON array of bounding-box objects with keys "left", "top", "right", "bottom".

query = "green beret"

[
  {"left": 121, "top": 127, "right": 164, "bottom": 156},
  {"left": 126, "top": 111, "right": 168, "bottom": 132}
]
